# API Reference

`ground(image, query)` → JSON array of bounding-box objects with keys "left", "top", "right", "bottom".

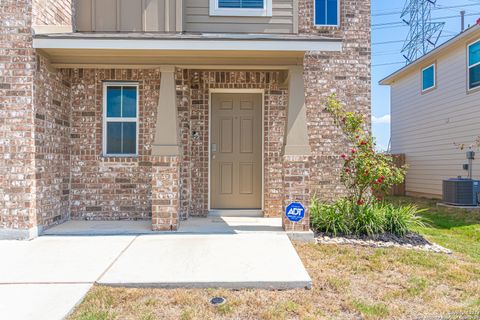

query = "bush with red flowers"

[
  {"left": 309, "top": 96, "right": 424, "bottom": 238},
  {"left": 324, "top": 94, "right": 406, "bottom": 206}
]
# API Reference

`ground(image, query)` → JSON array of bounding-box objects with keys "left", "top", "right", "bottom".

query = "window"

[
  {"left": 315, "top": 0, "right": 339, "bottom": 26},
  {"left": 103, "top": 83, "right": 138, "bottom": 156},
  {"left": 422, "top": 64, "right": 436, "bottom": 92},
  {"left": 209, "top": 0, "right": 272, "bottom": 16},
  {"left": 468, "top": 39, "right": 480, "bottom": 90}
]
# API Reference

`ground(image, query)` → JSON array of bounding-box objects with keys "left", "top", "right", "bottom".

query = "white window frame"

[
  {"left": 103, "top": 82, "right": 139, "bottom": 157},
  {"left": 314, "top": 0, "right": 340, "bottom": 27},
  {"left": 467, "top": 39, "right": 480, "bottom": 91},
  {"left": 209, "top": 0, "right": 272, "bottom": 17},
  {"left": 421, "top": 63, "right": 436, "bottom": 92}
]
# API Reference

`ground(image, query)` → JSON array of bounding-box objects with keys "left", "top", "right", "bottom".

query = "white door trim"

[{"left": 208, "top": 89, "right": 265, "bottom": 212}]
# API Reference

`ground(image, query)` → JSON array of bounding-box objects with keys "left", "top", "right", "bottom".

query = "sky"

[{"left": 371, "top": 0, "right": 480, "bottom": 151}]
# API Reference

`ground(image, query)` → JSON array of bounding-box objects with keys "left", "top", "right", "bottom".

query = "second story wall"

[
  {"left": 184, "top": 0, "right": 295, "bottom": 34},
  {"left": 75, "top": 0, "right": 296, "bottom": 33},
  {"left": 76, "top": 0, "right": 180, "bottom": 32},
  {"left": 73, "top": 0, "right": 369, "bottom": 36}
]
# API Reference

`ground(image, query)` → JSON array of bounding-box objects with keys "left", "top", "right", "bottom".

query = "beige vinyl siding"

[
  {"left": 184, "top": 0, "right": 295, "bottom": 34},
  {"left": 390, "top": 40, "right": 480, "bottom": 198},
  {"left": 75, "top": 0, "right": 295, "bottom": 33},
  {"left": 76, "top": 0, "right": 179, "bottom": 32}
]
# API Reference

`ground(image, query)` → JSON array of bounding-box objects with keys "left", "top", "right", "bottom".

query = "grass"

[
  {"left": 69, "top": 197, "right": 480, "bottom": 320},
  {"left": 387, "top": 196, "right": 480, "bottom": 262}
]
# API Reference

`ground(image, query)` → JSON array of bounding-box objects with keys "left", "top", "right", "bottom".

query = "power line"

[
  {"left": 372, "top": 34, "right": 451, "bottom": 46},
  {"left": 372, "top": 2, "right": 480, "bottom": 16},
  {"left": 372, "top": 61, "right": 405, "bottom": 67},
  {"left": 372, "top": 12, "right": 480, "bottom": 28}
]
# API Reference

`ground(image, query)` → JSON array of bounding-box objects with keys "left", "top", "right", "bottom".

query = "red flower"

[
  {"left": 351, "top": 148, "right": 357, "bottom": 154},
  {"left": 360, "top": 141, "right": 367, "bottom": 146},
  {"left": 341, "top": 153, "right": 347, "bottom": 159},
  {"left": 357, "top": 200, "right": 365, "bottom": 205},
  {"left": 381, "top": 175, "right": 385, "bottom": 180},
  {"left": 376, "top": 197, "right": 382, "bottom": 202},
  {"left": 345, "top": 168, "right": 351, "bottom": 173}
]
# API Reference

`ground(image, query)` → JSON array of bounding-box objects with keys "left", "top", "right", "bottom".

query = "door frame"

[{"left": 208, "top": 88, "right": 265, "bottom": 212}]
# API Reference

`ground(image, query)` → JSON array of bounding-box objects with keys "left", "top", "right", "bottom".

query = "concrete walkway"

[{"left": 0, "top": 217, "right": 312, "bottom": 319}]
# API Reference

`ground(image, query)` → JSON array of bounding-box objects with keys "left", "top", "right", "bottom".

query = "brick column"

[
  {"left": 282, "top": 155, "right": 311, "bottom": 232},
  {"left": 151, "top": 156, "right": 180, "bottom": 231}
]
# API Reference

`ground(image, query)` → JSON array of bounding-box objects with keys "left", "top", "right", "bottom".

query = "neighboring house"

[
  {"left": 0, "top": 0, "right": 371, "bottom": 240},
  {"left": 380, "top": 23, "right": 480, "bottom": 199}
]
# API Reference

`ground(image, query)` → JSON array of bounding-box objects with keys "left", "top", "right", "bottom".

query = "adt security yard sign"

[{"left": 286, "top": 202, "right": 305, "bottom": 222}]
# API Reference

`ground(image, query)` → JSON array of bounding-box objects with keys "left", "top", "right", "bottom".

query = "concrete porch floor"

[
  {"left": 1, "top": 215, "right": 311, "bottom": 319},
  {"left": 42, "top": 216, "right": 284, "bottom": 236}
]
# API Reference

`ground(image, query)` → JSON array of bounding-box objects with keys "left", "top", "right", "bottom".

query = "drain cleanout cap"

[{"left": 210, "top": 297, "right": 226, "bottom": 306}]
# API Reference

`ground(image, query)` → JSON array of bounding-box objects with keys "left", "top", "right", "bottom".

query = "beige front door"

[{"left": 211, "top": 93, "right": 262, "bottom": 209}]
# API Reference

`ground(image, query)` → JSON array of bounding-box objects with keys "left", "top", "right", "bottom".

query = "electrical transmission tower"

[{"left": 401, "top": 0, "right": 445, "bottom": 63}]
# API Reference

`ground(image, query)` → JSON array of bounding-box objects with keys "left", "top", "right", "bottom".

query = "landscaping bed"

[{"left": 315, "top": 232, "right": 452, "bottom": 254}]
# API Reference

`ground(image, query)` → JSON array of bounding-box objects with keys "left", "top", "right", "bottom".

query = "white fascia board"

[{"left": 33, "top": 38, "right": 342, "bottom": 52}]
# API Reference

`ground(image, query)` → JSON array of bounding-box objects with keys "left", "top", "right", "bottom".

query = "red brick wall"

[
  {"left": 0, "top": 0, "right": 37, "bottom": 231},
  {"left": 0, "top": 0, "right": 74, "bottom": 235},
  {"left": 302, "top": 0, "right": 372, "bottom": 202},
  {"left": 175, "top": 70, "right": 288, "bottom": 217},
  {"left": 69, "top": 68, "right": 160, "bottom": 220},
  {"left": 151, "top": 156, "right": 180, "bottom": 231},
  {"left": 0, "top": 0, "right": 370, "bottom": 232},
  {"left": 33, "top": 0, "right": 73, "bottom": 27},
  {"left": 34, "top": 55, "right": 72, "bottom": 227}
]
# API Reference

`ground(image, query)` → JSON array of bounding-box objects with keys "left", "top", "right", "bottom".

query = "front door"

[{"left": 211, "top": 93, "right": 262, "bottom": 209}]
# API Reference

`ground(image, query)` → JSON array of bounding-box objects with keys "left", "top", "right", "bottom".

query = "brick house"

[{"left": 0, "top": 0, "right": 371, "bottom": 240}]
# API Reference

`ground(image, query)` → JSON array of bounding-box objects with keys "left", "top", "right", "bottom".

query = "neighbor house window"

[
  {"left": 315, "top": 0, "right": 339, "bottom": 26},
  {"left": 210, "top": 0, "right": 272, "bottom": 16},
  {"left": 468, "top": 39, "right": 480, "bottom": 90},
  {"left": 422, "top": 64, "right": 436, "bottom": 92},
  {"left": 103, "top": 83, "right": 138, "bottom": 156}
]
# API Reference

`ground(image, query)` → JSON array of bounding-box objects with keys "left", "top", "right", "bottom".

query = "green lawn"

[
  {"left": 387, "top": 196, "right": 480, "bottom": 262},
  {"left": 70, "top": 197, "right": 480, "bottom": 320}
]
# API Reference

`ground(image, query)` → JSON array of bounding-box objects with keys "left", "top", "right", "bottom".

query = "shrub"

[
  {"left": 310, "top": 197, "right": 350, "bottom": 236},
  {"left": 383, "top": 203, "right": 427, "bottom": 236},
  {"left": 352, "top": 204, "right": 386, "bottom": 236},
  {"left": 324, "top": 95, "right": 407, "bottom": 205},
  {"left": 311, "top": 197, "right": 426, "bottom": 237}
]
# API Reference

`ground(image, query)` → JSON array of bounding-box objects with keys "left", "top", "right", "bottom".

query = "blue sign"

[{"left": 286, "top": 202, "right": 305, "bottom": 222}]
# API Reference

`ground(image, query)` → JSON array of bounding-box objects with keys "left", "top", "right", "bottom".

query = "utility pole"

[{"left": 460, "top": 10, "right": 466, "bottom": 32}]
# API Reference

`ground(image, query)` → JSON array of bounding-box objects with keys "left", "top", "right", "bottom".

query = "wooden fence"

[{"left": 389, "top": 154, "right": 406, "bottom": 196}]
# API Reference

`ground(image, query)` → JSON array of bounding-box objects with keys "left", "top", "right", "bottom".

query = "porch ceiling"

[{"left": 33, "top": 32, "right": 342, "bottom": 68}]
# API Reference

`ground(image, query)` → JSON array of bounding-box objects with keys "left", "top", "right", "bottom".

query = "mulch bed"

[{"left": 315, "top": 232, "right": 452, "bottom": 254}]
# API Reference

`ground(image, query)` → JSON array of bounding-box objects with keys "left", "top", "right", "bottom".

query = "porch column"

[
  {"left": 284, "top": 66, "right": 311, "bottom": 156},
  {"left": 152, "top": 66, "right": 180, "bottom": 156},
  {"left": 151, "top": 66, "right": 180, "bottom": 231},
  {"left": 282, "top": 66, "right": 313, "bottom": 241}
]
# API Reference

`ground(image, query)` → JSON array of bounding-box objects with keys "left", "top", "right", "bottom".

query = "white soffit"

[{"left": 33, "top": 38, "right": 342, "bottom": 52}]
